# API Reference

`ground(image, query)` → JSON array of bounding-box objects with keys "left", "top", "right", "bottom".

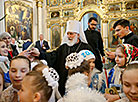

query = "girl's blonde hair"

[
  {"left": 26, "top": 71, "right": 52, "bottom": 102},
  {"left": 121, "top": 62, "right": 138, "bottom": 83}
]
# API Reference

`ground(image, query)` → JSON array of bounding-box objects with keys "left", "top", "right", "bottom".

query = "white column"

[
  {"left": 102, "top": 21, "right": 108, "bottom": 48},
  {"left": 0, "top": 0, "right": 5, "bottom": 33},
  {"left": 61, "top": 26, "right": 64, "bottom": 41},
  {"left": 48, "top": 27, "right": 51, "bottom": 48},
  {"left": 42, "top": 0, "right": 47, "bottom": 40},
  {"left": 36, "top": 0, "right": 43, "bottom": 36},
  {"left": 33, "top": 0, "right": 38, "bottom": 42}
]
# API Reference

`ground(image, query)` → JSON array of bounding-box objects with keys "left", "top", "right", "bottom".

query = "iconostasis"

[{"left": 1, "top": 0, "right": 138, "bottom": 50}]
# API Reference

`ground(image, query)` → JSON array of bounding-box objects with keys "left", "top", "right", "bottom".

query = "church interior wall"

[{"left": 0, "top": 0, "right": 138, "bottom": 50}]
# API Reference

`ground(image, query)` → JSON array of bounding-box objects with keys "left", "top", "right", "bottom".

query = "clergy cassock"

[{"left": 39, "top": 40, "right": 94, "bottom": 96}]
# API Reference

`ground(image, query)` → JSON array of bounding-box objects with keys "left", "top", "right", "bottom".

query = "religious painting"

[
  {"left": 108, "top": 20, "right": 121, "bottom": 48},
  {"left": 51, "top": 24, "right": 61, "bottom": 49},
  {"left": 63, "top": 10, "right": 74, "bottom": 17},
  {"left": 83, "top": 0, "right": 97, "bottom": 6},
  {"left": 63, "top": 0, "right": 74, "bottom": 4},
  {"left": 126, "top": 1, "right": 138, "bottom": 10},
  {"left": 49, "top": 0, "right": 60, "bottom": 6},
  {"left": 109, "top": 4, "right": 120, "bottom": 11},
  {"left": 5, "top": 1, "right": 33, "bottom": 40},
  {"left": 129, "top": 18, "right": 138, "bottom": 35},
  {"left": 51, "top": 11, "right": 60, "bottom": 18}
]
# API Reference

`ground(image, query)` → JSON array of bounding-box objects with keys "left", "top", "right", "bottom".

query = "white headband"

[{"left": 42, "top": 68, "right": 59, "bottom": 89}]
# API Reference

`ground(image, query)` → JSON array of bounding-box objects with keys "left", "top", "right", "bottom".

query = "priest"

[{"left": 30, "top": 20, "right": 96, "bottom": 96}]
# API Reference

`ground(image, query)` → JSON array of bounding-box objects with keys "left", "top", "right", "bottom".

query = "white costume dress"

[{"left": 58, "top": 73, "right": 106, "bottom": 102}]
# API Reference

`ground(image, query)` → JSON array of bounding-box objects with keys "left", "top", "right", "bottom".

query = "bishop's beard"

[{"left": 66, "top": 35, "right": 78, "bottom": 46}]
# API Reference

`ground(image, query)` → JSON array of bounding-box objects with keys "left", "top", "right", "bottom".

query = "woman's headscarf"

[{"left": 117, "top": 44, "right": 138, "bottom": 66}]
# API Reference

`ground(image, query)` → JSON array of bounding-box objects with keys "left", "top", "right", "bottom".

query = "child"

[
  {"left": 18, "top": 68, "right": 59, "bottom": 102},
  {"left": 18, "top": 47, "right": 48, "bottom": 70},
  {"left": 58, "top": 52, "right": 106, "bottom": 102},
  {"left": 0, "top": 40, "right": 10, "bottom": 72},
  {"left": 0, "top": 32, "right": 18, "bottom": 61},
  {"left": 78, "top": 50, "right": 101, "bottom": 88},
  {"left": 116, "top": 61, "right": 138, "bottom": 102},
  {"left": 1, "top": 56, "right": 31, "bottom": 102},
  {"left": 32, "top": 63, "right": 61, "bottom": 102},
  {"left": 0, "top": 68, "right": 4, "bottom": 96},
  {"left": 103, "top": 44, "right": 138, "bottom": 101},
  {"left": 0, "top": 40, "right": 11, "bottom": 88}
]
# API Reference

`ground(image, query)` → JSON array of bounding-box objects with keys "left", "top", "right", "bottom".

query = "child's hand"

[
  {"left": 104, "top": 93, "right": 120, "bottom": 102},
  {"left": 106, "top": 52, "right": 115, "bottom": 60}
]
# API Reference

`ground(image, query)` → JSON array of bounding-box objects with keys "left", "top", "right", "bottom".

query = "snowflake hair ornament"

[
  {"left": 42, "top": 68, "right": 59, "bottom": 89},
  {"left": 65, "top": 52, "right": 84, "bottom": 69},
  {"left": 49, "top": 67, "right": 59, "bottom": 81}
]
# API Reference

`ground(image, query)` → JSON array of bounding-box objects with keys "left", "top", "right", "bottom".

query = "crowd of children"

[{"left": 0, "top": 44, "right": 137, "bottom": 102}]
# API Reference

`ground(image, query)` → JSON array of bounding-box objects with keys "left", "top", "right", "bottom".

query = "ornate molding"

[
  {"left": 102, "top": 20, "right": 108, "bottom": 23},
  {"left": 36, "top": 2, "right": 43, "bottom": 8},
  {"left": 36, "top": 0, "right": 43, "bottom": 3}
]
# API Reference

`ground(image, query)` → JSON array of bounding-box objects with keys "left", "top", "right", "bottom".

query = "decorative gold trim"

[
  {"left": 102, "top": 20, "right": 108, "bottom": 23},
  {"left": 36, "top": 2, "right": 43, "bottom": 8},
  {"left": 76, "top": 6, "right": 104, "bottom": 21},
  {"left": 36, "top": 0, "right": 43, "bottom": 3},
  {"left": 45, "top": 0, "right": 138, "bottom": 50}
]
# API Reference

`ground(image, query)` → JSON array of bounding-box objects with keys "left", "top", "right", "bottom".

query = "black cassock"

[
  {"left": 84, "top": 29, "right": 105, "bottom": 71},
  {"left": 39, "top": 41, "right": 94, "bottom": 96}
]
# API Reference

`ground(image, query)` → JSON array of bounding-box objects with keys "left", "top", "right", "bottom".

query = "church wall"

[
  {"left": 46, "top": 0, "right": 138, "bottom": 50},
  {"left": 0, "top": 0, "right": 138, "bottom": 50}
]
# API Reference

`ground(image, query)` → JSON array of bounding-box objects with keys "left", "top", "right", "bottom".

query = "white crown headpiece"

[{"left": 65, "top": 52, "right": 84, "bottom": 69}]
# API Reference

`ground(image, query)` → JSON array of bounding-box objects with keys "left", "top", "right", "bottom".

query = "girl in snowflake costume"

[{"left": 58, "top": 52, "right": 106, "bottom": 102}]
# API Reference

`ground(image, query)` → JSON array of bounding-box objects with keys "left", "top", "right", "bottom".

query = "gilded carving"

[
  {"left": 45, "top": 0, "right": 138, "bottom": 49},
  {"left": 36, "top": 0, "right": 43, "bottom": 3},
  {"left": 36, "top": 2, "right": 43, "bottom": 8},
  {"left": 5, "top": 1, "right": 33, "bottom": 40}
]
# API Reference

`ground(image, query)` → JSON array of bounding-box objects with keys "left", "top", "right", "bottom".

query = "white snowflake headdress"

[
  {"left": 42, "top": 68, "right": 59, "bottom": 89},
  {"left": 65, "top": 52, "right": 84, "bottom": 69}
]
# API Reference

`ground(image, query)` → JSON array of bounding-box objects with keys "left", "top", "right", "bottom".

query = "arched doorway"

[{"left": 76, "top": 7, "right": 108, "bottom": 48}]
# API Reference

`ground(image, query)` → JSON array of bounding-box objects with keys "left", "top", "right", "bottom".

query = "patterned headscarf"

[{"left": 117, "top": 44, "right": 138, "bottom": 66}]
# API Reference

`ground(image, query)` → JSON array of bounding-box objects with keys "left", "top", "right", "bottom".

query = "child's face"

[
  {"left": 0, "top": 74, "right": 3, "bottom": 96},
  {"left": 88, "top": 58, "right": 95, "bottom": 71},
  {"left": 9, "top": 59, "right": 30, "bottom": 90},
  {"left": 122, "top": 69, "right": 138, "bottom": 102},
  {"left": 0, "top": 41, "right": 8, "bottom": 56},
  {"left": 18, "top": 76, "right": 34, "bottom": 102},
  {"left": 115, "top": 48, "right": 125, "bottom": 67}
]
